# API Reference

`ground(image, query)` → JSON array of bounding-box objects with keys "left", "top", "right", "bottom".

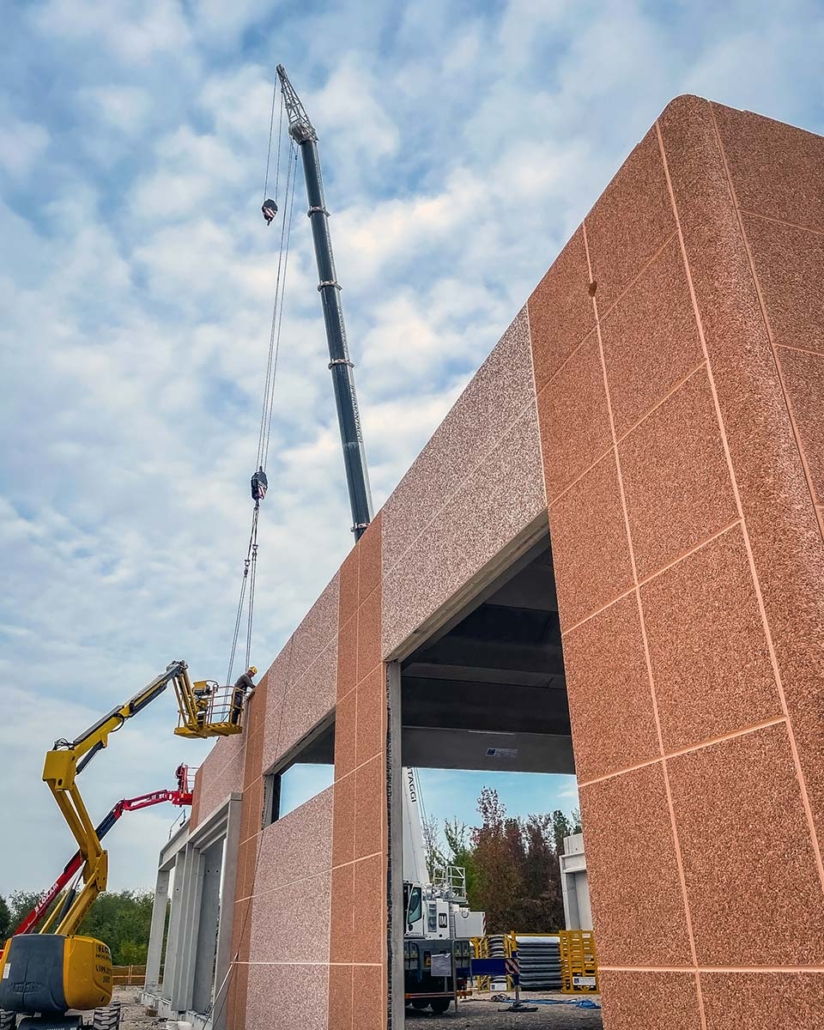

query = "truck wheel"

[
  {"left": 92, "top": 1004, "right": 121, "bottom": 1029},
  {"left": 410, "top": 999, "right": 429, "bottom": 1010},
  {"left": 0, "top": 1010, "right": 16, "bottom": 1030},
  {"left": 430, "top": 998, "right": 451, "bottom": 1014}
]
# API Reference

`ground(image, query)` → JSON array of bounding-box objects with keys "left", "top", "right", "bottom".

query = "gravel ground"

[
  {"left": 406, "top": 993, "right": 603, "bottom": 1029},
  {"left": 110, "top": 987, "right": 602, "bottom": 1028},
  {"left": 106, "top": 988, "right": 166, "bottom": 1028}
]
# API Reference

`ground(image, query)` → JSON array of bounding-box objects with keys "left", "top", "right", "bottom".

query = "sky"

[{"left": 1, "top": 0, "right": 823, "bottom": 898}]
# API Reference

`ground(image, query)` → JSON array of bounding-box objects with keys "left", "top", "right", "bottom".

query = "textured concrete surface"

[
  {"left": 254, "top": 787, "right": 333, "bottom": 896},
  {"left": 579, "top": 763, "right": 692, "bottom": 967},
  {"left": 383, "top": 401, "right": 545, "bottom": 656},
  {"left": 562, "top": 593, "right": 659, "bottom": 783},
  {"left": 667, "top": 723, "right": 824, "bottom": 966},
  {"left": 245, "top": 962, "right": 330, "bottom": 1030},
  {"left": 777, "top": 344, "right": 824, "bottom": 504},
  {"left": 538, "top": 332, "right": 612, "bottom": 502},
  {"left": 328, "top": 516, "right": 386, "bottom": 1030},
  {"left": 618, "top": 366, "right": 737, "bottom": 581},
  {"left": 583, "top": 127, "right": 675, "bottom": 313},
  {"left": 700, "top": 973, "right": 824, "bottom": 1029},
  {"left": 641, "top": 525, "right": 781, "bottom": 752},
  {"left": 529, "top": 229, "right": 596, "bottom": 391},
  {"left": 190, "top": 732, "right": 245, "bottom": 829},
  {"left": 202, "top": 95, "right": 824, "bottom": 1030},
  {"left": 382, "top": 309, "right": 535, "bottom": 573},
  {"left": 548, "top": 451, "right": 633, "bottom": 630},
  {"left": 598, "top": 973, "right": 700, "bottom": 1030},
  {"left": 540, "top": 95, "right": 824, "bottom": 1030},
  {"left": 599, "top": 234, "right": 702, "bottom": 438},
  {"left": 262, "top": 573, "right": 339, "bottom": 772},
  {"left": 659, "top": 95, "right": 824, "bottom": 854},
  {"left": 249, "top": 871, "right": 331, "bottom": 963}
]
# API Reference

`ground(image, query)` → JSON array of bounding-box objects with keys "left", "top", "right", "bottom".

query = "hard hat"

[{"left": 248, "top": 666, "right": 258, "bottom": 676}]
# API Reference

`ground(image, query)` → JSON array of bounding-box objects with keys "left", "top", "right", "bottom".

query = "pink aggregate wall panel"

[
  {"left": 189, "top": 727, "right": 245, "bottom": 830},
  {"left": 262, "top": 572, "right": 339, "bottom": 772},
  {"left": 201, "top": 95, "right": 824, "bottom": 1030},
  {"left": 235, "top": 788, "right": 334, "bottom": 1029},
  {"left": 328, "top": 515, "right": 386, "bottom": 1030},
  {"left": 382, "top": 308, "right": 545, "bottom": 657},
  {"left": 530, "top": 96, "right": 824, "bottom": 1027}
]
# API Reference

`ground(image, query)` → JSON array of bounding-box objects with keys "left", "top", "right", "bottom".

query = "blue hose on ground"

[{"left": 529, "top": 998, "right": 601, "bottom": 1009}]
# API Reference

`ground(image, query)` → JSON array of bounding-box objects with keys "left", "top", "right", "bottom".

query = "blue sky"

[{"left": 1, "top": 0, "right": 822, "bottom": 895}]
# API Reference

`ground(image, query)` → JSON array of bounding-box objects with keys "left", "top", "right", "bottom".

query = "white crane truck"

[{"left": 401, "top": 768, "right": 485, "bottom": 1014}]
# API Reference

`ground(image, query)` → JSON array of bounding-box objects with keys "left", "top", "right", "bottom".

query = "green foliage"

[
  {"left": 551, "top": 810, "right": 573, "bottom": 855},
  {"left": 0, "top": 896, "right": 11, "bottom": 940},
  {"left": 77, "top": 891, "right": 154, "bottom": 966},
  {"left": 8, "top": 891, "right": 44, "bottom": 931},
  {"left": 430, "top": 789, "right": 579, "bottom": 935}
]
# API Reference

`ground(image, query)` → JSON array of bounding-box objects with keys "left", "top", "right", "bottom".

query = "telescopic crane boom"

[{"left": 277, "top": 64, "right": 374, "bottom": 539}]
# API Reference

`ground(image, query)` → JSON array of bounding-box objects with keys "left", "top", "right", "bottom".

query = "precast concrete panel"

[{"left": 182, "top": 96, "right": 824, "bottom": 1030}]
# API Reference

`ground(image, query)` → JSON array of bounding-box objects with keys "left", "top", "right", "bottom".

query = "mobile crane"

[
  {"left": 0, "top": 662, "right": 241, "bottom": 1029},
  {"left": 276, "top": 66, "right": 485, "bottom": 1015}
]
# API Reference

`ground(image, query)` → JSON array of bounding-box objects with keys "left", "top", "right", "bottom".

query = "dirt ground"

[
  {"left": 406, "top": 993, "right": 603, "bottom": 1029},
  {"left": 112, "top": 987, "right": 602, "bottom": 1028},
  {"left": 108, "top": 989, "right": 165, "bottom": 1028}
]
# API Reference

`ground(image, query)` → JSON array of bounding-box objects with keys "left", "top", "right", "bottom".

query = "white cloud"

[
  {"left": 0, "top": 113, "right": 48, "bottom": 178},
  {"left": 29, "top": 0, "right": 192, "bottom": 65},
  {"left": 77, "top": 85, "right": 153, "bottom": 135},
  {"left": 0, "top": 0, "right": 821, "bottom": 897}
]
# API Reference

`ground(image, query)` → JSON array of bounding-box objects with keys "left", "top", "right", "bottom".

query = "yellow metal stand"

[{"left": 558, "top": 929, "right": 599, "bottom": 993}]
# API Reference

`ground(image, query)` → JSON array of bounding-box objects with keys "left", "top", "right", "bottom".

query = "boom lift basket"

[{"left": 173, "top": 677, "right": 244, "bottom": 738}]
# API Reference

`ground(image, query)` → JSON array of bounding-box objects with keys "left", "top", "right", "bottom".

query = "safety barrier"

[
  {"left": 558, "top": 930, "right": 599, "bottom": 993},
  {"left": 469, "top": 931, "right": 600, "bottom": 996},
  {"left": 112, "top": 964, "right": 146, "bottom": 986}
]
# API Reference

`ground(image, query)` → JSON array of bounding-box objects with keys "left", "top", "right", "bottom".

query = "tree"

[
  {"left": 425, "top": 791, "right": 581, "bottom": 935},
  {"left": 77, "top": 891, "right": 154, "bottom": 965},
  {"left": 0, "top": 896, "right": 11, "bottom": 940},
  {"left": 8, "top": 891, "right": 47, "bottom": 932},
  {"left": 516, "top": 814, "right": 564, "bottom": 931},
  {"left": 472, "top": 788, "right": 523, "bottom": 933},
  {"left": 0, "top": 889, "right": 155, "bottom": 965},
  {"left": 421, "top": 814, "right": 443, "bottom": 881},
  {"left": 443, "top": 819, "right": 480, "bottom": 907},
  {"left": 551, "top": 810, "right": 573, "bottom": 856}
]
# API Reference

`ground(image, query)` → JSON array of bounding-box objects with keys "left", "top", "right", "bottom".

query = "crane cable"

[{"left": 225, "top": 85, "right": 300, "bottom": 687}]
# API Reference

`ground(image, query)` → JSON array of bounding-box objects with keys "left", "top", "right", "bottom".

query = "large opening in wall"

[{"left": 394, "top": 529, "right": 598, "bottom": 1027}]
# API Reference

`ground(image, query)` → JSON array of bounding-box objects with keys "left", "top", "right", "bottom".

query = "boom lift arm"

[
  {"left": 43, "top": 663, "right": 229, "bottom": 939},
  {"left": 13, "top": 779, "right": 192, "bottom": 940},
  {"left": 0, "top": 664, "right": 235, "bottom": 1023}
]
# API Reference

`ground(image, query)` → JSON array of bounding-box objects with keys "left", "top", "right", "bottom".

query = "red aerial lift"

[{"left": 8, "top": 766, "right": 193, "bottom": 940}]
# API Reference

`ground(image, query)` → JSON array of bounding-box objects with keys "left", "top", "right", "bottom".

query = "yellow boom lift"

[{"left": 0, "top": 661, "right": 243, "bottom": 1030}]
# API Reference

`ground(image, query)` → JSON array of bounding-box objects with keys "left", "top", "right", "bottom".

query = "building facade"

[{"left": 145, "top": 95, "right": 824, "bottom": 1030}]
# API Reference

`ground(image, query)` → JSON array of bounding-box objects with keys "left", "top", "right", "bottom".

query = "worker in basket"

[
  {"left": 251, "top": 465, "right": 268, "bottom": 502},
  {"left": 231, "top": 665, "right": 257, "bottom": 725},
  {"left": 262, "top": 198, "right": 278, "bottom": 225},
  {"left": 192, "top": 682, "right": 215, "bottom": 728}
]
